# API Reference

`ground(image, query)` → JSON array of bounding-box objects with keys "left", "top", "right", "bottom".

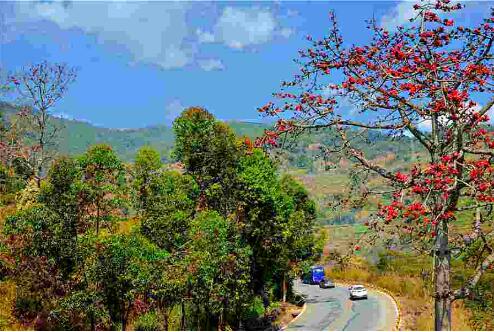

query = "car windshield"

[{"left": 353, "top": 287, "right": 365, "bottom": 291}]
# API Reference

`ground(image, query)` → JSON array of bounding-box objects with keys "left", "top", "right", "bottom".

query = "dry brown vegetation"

[
  {"left": 323, "top": 225, "right": 473, "bottom": 331},
  {"left": 0, "top": 205, "right": 26, "bottom": 331}
]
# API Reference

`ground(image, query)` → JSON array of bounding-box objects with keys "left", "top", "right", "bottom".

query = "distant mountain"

[
  {"left": 1, "top": 101, "right": 419, "bottom": 168},
  {"left": 0, "top": 102, "right": 267, "bottom": 162}
]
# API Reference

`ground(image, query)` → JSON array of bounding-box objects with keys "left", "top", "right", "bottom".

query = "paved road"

[{"left": 286, "top": 281, "right": 398, "bottom": 331}]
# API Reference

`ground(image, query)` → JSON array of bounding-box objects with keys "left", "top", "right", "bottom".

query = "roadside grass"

[
  {"left": 328, "top": 263, "right": 472, "bottom": 331},
  {"left": 323, "top": 224, "right": 475, "bottom": 331},
  {"left": 272, "top": 302, "right": 303, "bottom": 329}
]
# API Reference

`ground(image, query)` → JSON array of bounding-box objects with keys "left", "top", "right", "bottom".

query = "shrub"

[
  {"left": 133, "top": 311, "right": 162, "bottom": 331},
  {"left": 243, "top": 296, "right": 265, "bottom": 320}
]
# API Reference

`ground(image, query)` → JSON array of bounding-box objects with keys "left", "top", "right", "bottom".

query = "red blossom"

[{"left": 395, "top": 172, "right": 408, "bottom": 183}]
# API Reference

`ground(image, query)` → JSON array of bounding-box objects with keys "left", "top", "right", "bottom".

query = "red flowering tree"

[{"left": 258, "top": 1, "right": 493, "bottom": 330}]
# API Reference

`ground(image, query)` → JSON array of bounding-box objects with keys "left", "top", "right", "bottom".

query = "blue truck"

[{"left": 303, "top": 265, "right": 326, "bottom": 284}]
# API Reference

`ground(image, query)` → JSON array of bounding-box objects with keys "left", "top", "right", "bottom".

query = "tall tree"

[
  {"left": 236, "top": 149, "right": 296, "bottom": 307},
  {"left": 173, "top": 107, "right": 240, "bottom": 215},
  {"left": 89, "top": 233, "right": 167, "bottom": 330},
  {"left": 278, "top": 174, "right": 318, "bottom": 301},
  {"left": 38, "top": 156, "right": 81, "bottom": 276},
  {"left": 133, "top": 146, "right": 162, "bottom": 213},
  {"left": 140, "top": 170, "right": 198, "bottom": 252},
  {"left": 185, "top": 210, "right": 252, "bottom": 330},
  {"left": 258, "top": 1, "right": 494, "bottom": 329},
  {"left": 10, "top": 62, "right": 77, "bottom": 186},
  {"left": 78, "top": 144, "right": 126, "bottom": 235}
]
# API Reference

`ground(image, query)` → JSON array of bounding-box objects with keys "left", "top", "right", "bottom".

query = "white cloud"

[
  {"left": 53, "top": 111, "right": 93, "bottom": 124},
  {"left": 11, "top": 1, "right": 193, "bottom": 69},
  {"left": 53, "top": 111, "right": 75, "bottom": 121},
  {"left": 417, "top": 118, "right": 432, "bottom": 132},
  {"left": 380, "top": 1, "right": 416, "bottom": 30},
  {"left": 7, "top": 2, "right": 295, "bottom": 70},
  {"left": 165, "top": 99, "right": 185, "bottom": 125},
  {"left": 414, "top": 101, "right": 494, "bottom": 133},
  {"left": 196, "top": 28, "right": 215, "bottom": 43},
  {"left": 286, "top": 9, "right": 299, "bottom": 17},
  {"left": 473, "top": 103, "right": 494, "bottom": 123},
  {"left": 279, "top": 27, "right": 294, "bottom": 39},
  {"left": 197, "top": 58, "right": 225, "bottom": 71},
  {"left": 213, "top": 6, "right": 290, "bottom": 50}
]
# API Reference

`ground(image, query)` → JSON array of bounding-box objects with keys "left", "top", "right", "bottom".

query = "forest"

[{"left": 0, "top": 104, "right": 322, "bottom": 330}]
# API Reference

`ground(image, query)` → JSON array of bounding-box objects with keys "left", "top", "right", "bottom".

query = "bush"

[
  {"left": 14, "top": 295, "right": 42, "bottom": 321},
  {"left": 15, "top": 179, "right": 40, "bottom": 211},
  {"left": 243, "top": 296, "right": 265, "bottom": 320},
  {"left": 133, "top": 311, "right": 162, "bottom": 331}
]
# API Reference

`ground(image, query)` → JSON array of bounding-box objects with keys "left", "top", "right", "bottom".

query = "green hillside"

[
  {"left": 1, "top": 101, "right": 420, "bottom": 226},
  {"left": 0, "top": 102, "right": 266, "bottom": 162}
]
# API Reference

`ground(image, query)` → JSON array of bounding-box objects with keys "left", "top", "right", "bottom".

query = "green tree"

[
  {"left": 89, "top": 233, "right": 167, "bottom": 330},
  {"left": 235, "top": 149, "right": 290, "bottom": 305},
  {"left": 186, "top": 211, "right": 252, "bottom": 330},
  {"left": 78, "top": 144, "right": 126, "bottom": 235},
  {"left": 148, "top": 256, "right": 187, "bottom": 330},
  {"left": 3, "top": 206, "right": 70, "bottom": 325},
  {"left": 173, "top": 107, "right": 240, "bottom": 215},
  {"left": 278, "top": 175, "right": 319, "bottom": 301},
  {"left": 38, "top": 156, "right": 82, "bottom": 276},
  {"left": 133, "top": 146, "right": 161, "bottom": 213},
  {"left": 140, "top": 170, "right": 198, "bottom": 252},
  {"left": 236, "top": 149, "right": 320, "bottom": 306}
]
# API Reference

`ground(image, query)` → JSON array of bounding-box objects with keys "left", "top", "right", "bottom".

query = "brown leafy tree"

[{"left": 10, "top": 61, "right": 77, "bottom": 186}]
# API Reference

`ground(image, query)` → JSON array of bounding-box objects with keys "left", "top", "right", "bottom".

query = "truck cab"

[{"left": 303, "top": 265, "right": 325, "bottom": 284}]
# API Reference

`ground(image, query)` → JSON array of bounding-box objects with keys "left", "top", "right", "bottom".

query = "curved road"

[{"left": 286, "top": 281, "right": 398, "bottom": 331}]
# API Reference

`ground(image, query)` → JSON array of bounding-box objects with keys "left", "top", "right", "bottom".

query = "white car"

[{"left": 349, "top": 285, "right": 368, "bottom": 300}]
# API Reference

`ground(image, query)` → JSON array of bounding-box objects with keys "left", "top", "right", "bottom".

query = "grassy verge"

[
  {"left": 323, "top": 224, "right": 474, "bottom": 331},
  {"left": 328, "top": 265, "right": 471, "bottom": 330},
  {"left": 273, "top": 302, "right": 304, "bottom": 329}
]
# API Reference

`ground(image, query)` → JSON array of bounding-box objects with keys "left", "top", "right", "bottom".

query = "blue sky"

[{"left": 1, "top": 1, "right": 492, "bottom": 128}]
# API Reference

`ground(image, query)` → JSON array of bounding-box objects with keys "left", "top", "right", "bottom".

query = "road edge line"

[
  {"left": 280, "top": 302, "right": 307, "bottom": 331},
  {"left": 335, "top": 281, "right": 402, "bottom": 331}
]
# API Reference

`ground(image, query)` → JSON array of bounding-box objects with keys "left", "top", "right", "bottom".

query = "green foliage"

[
  {"left": 78, "top": 144, "right": 127, "bottom": 234},
  {"left": 0, "top": 164, "right": 27, "bottom": 200},
  {"left": 0, "top": 110, "right": 322, "bottom": 331},
  {"left": 242, "top": 296, "right": 264, "bottom": 320},
  {"left": 140, "top": 170, "right": 198, "bottom": 251},
  {"left": 186, "top": 210, "right": 253, "bottom": 330},
  {"left": 48, "top": 290, "right": 110, "bottom": 331},
  {"left": 236, "top": 149, "right": 319, "bottom": 303},
  {"left": 39, "top": 157, "right": 81, "bottom": 238},
  {"left": 133, "top": 146, "right": 162, "bottom": 212},
  {"left": 4, "top": 205, "right": 75, "bottom": 326},
  {"left": 134, "top": 310, "right": 162, "bottom": 331},
  {"left": 86, "top": 232, "right": 167, "bottom": 330},
  {"left": 465, "top": 273, "right": 494, "bottom": 331},
  {"left": 173, "top": 107, "right": 240, "bottom": 215},
  {"left": 14, "top": 179, "right": 40, "bottom": 211}
]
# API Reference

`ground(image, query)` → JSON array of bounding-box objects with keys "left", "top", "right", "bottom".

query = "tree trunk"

[
  {"left": 96, "top": 201, "right": 100, "bottom": 235},
  {"left": 90, "top": 311, "right": 95, "bottom": 331},
  {"left": 434, "top": 220, "right": 452, "bottom": 331},
  {"left": 163, "top": 310, "right": 169, "bottom": 331},
  {"left": 36, "top": 166, "right": 42, "bottom": 188},
  {"left": 282, "top": 273, "right": 287, "bottom": 303},
  {"left": 180, "top": 300, "right": 186, "bottom": 330}
]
